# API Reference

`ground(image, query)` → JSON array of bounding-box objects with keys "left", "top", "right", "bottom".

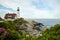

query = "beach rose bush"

[
  {"left": 0, "top": 28, "right": 7, "bottom": 36},
  {"left": 0, "top": 27, "right": 7, "bottom": 40}
]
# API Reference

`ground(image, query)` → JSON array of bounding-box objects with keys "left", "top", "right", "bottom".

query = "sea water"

[{"left": 34, "top": 19, "right": 60, "bottom": 28}]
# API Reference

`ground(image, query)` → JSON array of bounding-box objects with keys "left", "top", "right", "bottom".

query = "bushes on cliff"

[
  {"left": 4, "top": 30, "right": 21, "bottom": 40},
  {"left": 0, "top": 18, "right": 60, "bottom": 40},
  {"left": 38, "top": 24, "right": 60, "bottom": 40}
]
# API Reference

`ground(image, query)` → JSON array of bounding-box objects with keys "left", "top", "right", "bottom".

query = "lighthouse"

[{"left": 17, "top": 7, "right": 20, "bottom": 18}]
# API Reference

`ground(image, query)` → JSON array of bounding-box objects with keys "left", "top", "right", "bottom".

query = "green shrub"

[
  {"left": 38, "top": 24, "right": 60, "bottom": 40},
  {"left": 4, "top": 30, "right": 21, "bottom": 40}
]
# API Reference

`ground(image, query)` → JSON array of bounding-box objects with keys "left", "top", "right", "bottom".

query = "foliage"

[
  {"left": 0, "top": 18, "right": 60, "bottom": 40},
  {"left": 38, "top": 24, "right": 60, "bottom": 40},
  {"left": 0, "top": 21, "right": 15, "bottom": 29},
  {"left": 13, "top": 18, "right": 28, "bottom": 24},
  {"left": 13, "top": 18, "right": 29, "bottom": 30},
  {"left": 4, "top": 30, "right": 21, "bottom": 40},
  {"left": 0, "top": 28, "right": 7, "bottom": 40},
  {"left": 0, "top": 18, "right": 30, "bottom": 40}
]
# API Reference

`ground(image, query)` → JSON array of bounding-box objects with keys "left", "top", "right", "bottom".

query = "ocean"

[{"left": 34, "top": 19, "right": 60, "bottom": 28}]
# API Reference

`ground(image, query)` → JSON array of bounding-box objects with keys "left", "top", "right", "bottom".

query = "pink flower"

[
  {"left": 0, "top": 28, "right": 5, "bottom": 31},
  {"left": 0, "top": 27, "right": 7, "bottom": 36},
  {"left": 3, "top": 31, "right": 7, "bottom": 36}
]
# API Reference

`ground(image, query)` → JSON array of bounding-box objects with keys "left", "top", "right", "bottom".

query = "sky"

[{"left": 0, "top": 0, "right": 60, "bottom": 19}]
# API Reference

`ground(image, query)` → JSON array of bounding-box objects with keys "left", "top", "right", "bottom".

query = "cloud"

[
  {"left": 0, "top": 0, "right": 18, "bottom": 10},
  {"left": 0, "top": 0, "right": 60, "bottom": 19},
  {"left": 0, "top": 4, "right": 14, "bottom": 11},
  {"left": 19, "top": 0, "right": 60, "bottom": 19},
  {"left": 42, "top": 0, "right": 60, "bottom": 10},
  {"left": 32, "top": 0, "right": 60, "bottom": 10}
]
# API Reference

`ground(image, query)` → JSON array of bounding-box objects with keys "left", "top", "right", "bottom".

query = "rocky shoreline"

[{"left": 17, "top": 18, "right": 46, "bottom": 37}]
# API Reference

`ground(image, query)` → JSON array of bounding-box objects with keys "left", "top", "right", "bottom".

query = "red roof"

[{"left": 4, "top": 13, "right": 16, "bottom": 19}]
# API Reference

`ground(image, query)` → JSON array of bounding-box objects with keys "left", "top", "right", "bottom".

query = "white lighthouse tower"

[{"left": 17, "top": 7, "right": 20, "bottom": 18}]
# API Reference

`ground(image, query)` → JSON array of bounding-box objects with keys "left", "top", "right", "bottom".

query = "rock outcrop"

[{"left": 17, "top": 19, "right": 44, "bottom": 36}]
